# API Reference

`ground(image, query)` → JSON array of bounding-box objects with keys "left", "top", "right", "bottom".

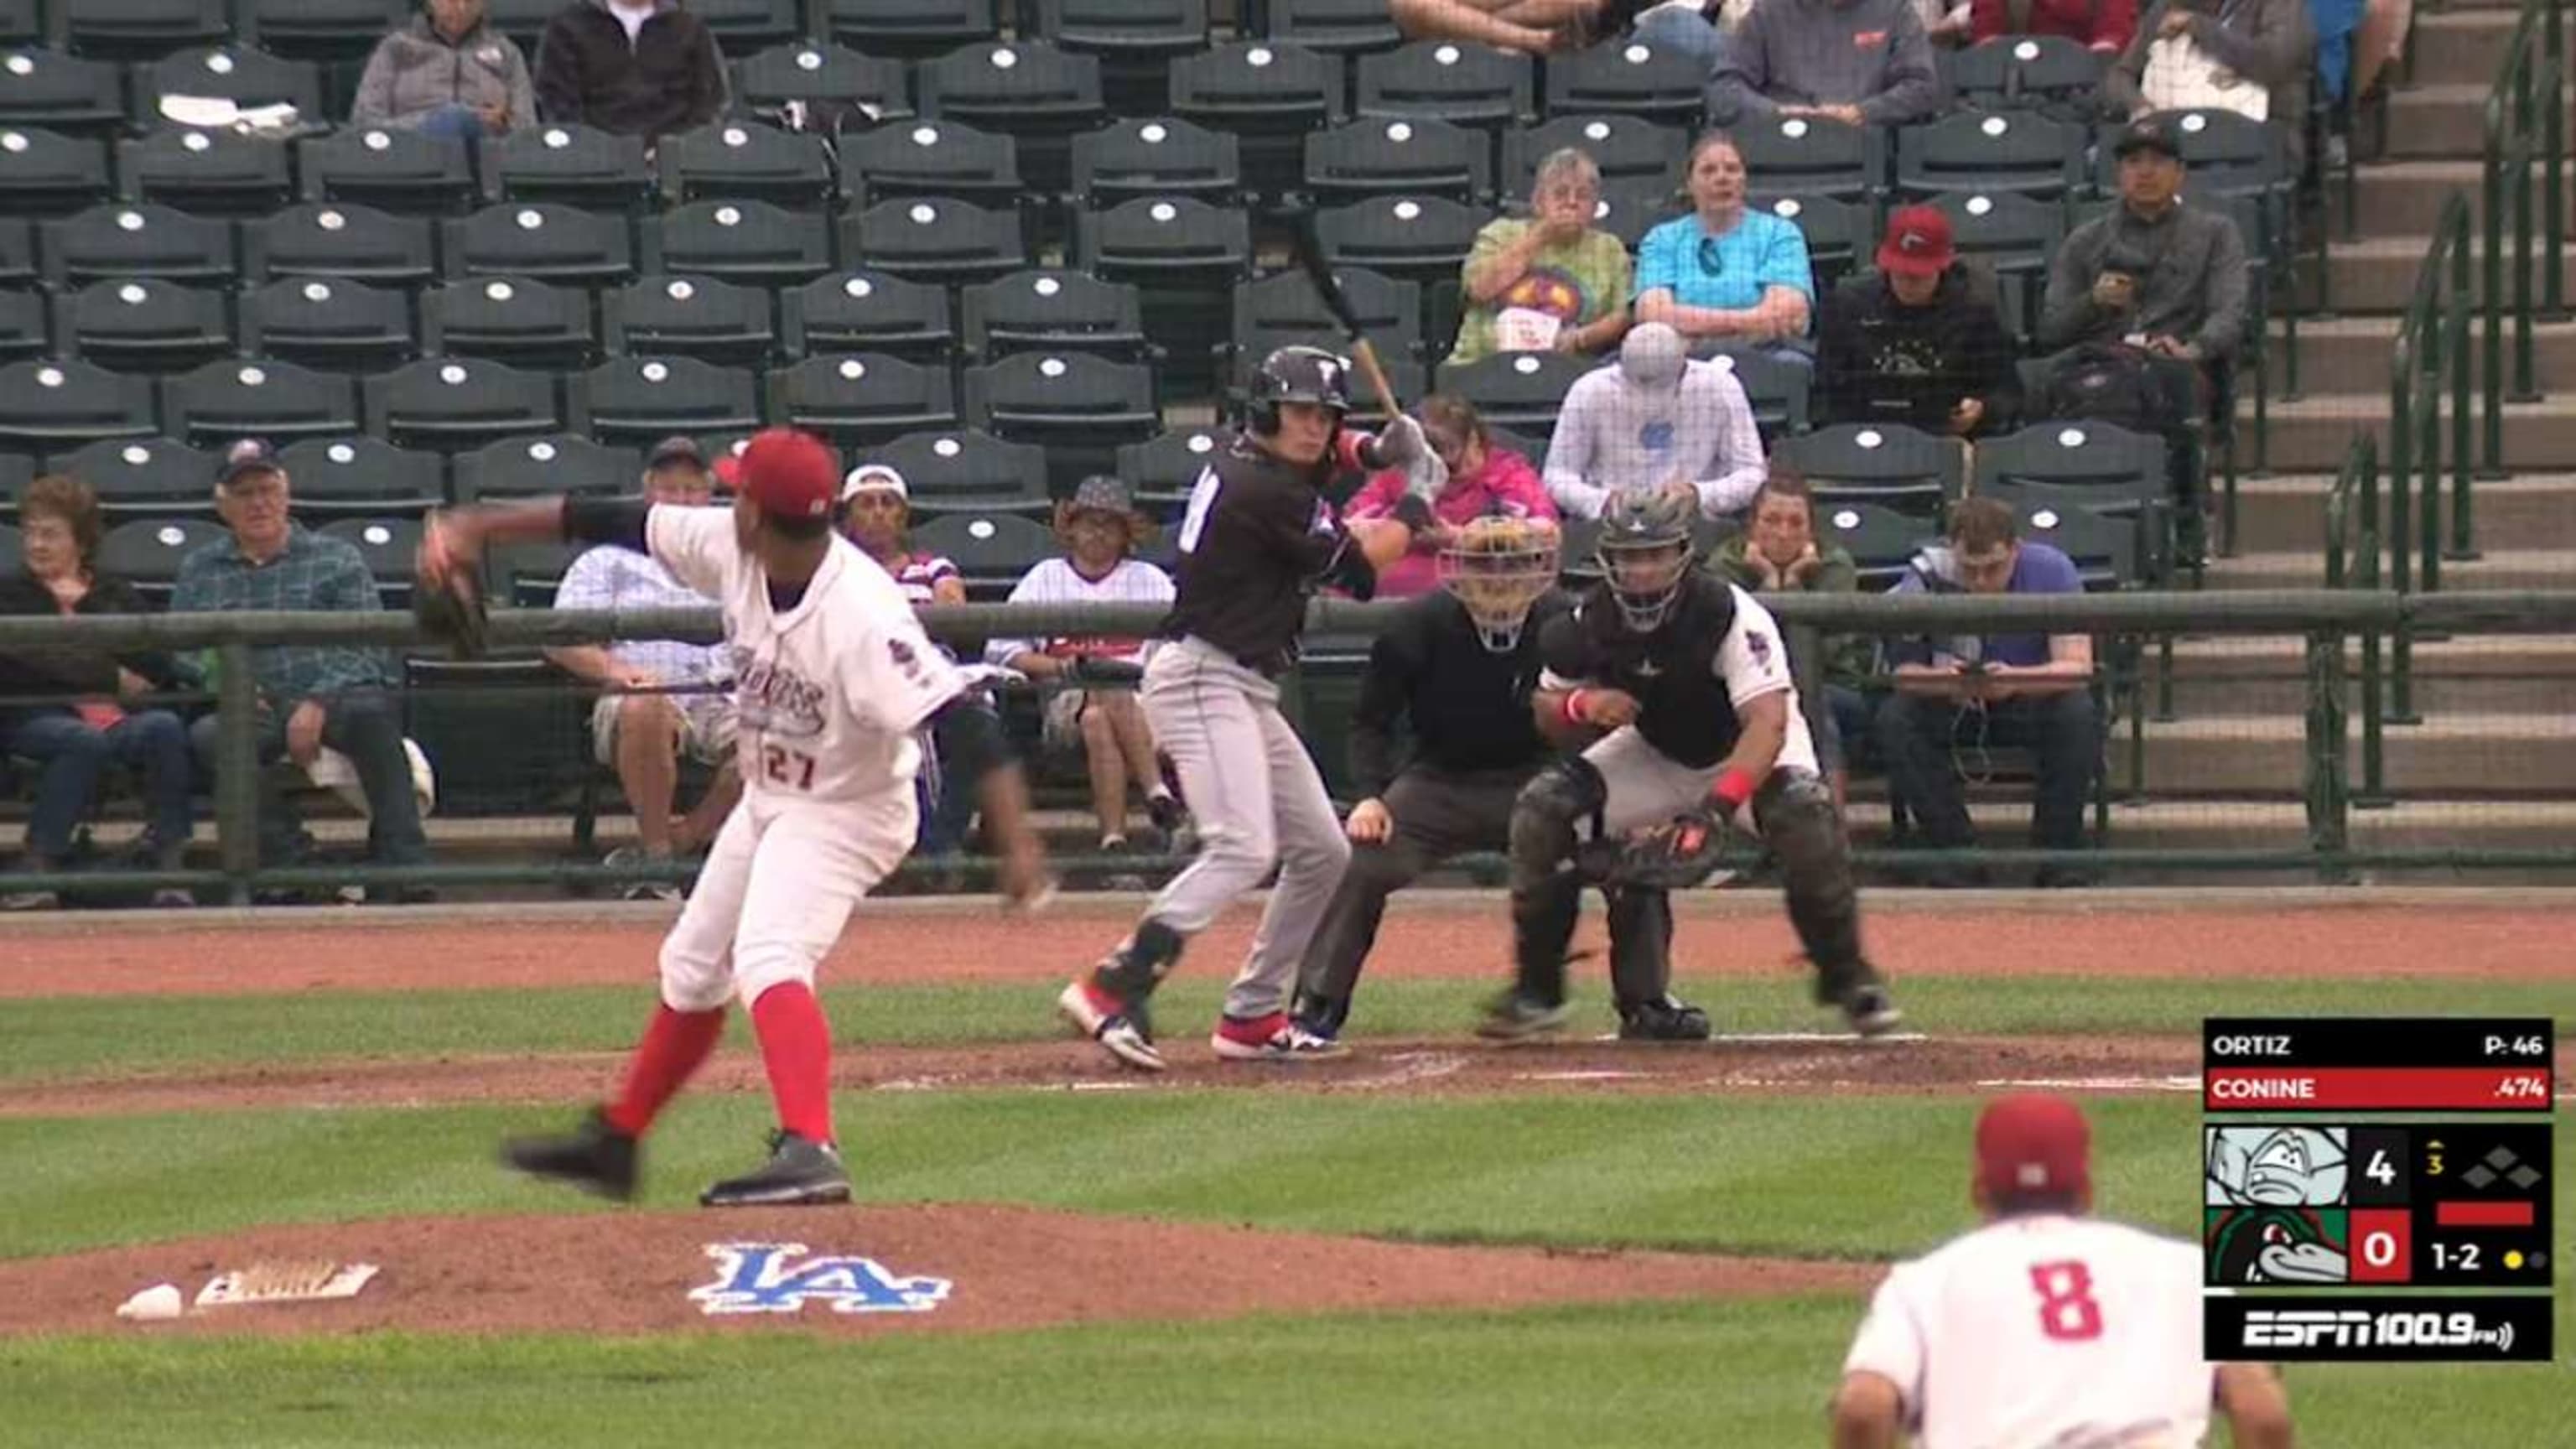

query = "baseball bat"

[{"left": 1291, "top": 218, "right": 1403, "bottom": 423}]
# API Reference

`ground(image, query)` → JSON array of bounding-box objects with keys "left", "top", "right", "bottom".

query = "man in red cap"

[
  {"left": 421, "top": 426, "right": 1051, "bottom": 1208},
  {"left": 1817, "top": 204, "right": 2019, "bottom": 439},
  {"left": 1830, "top": 1093, "right": 2296, "bottom": 1449}
]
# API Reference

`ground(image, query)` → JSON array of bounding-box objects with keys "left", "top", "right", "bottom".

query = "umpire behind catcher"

[
  {"left": 1482, "top": 481, "right": 1903, "bottom": 1042},
  {"left": 1290, "top": 516, "right": 1566, "bottom": 1047}
]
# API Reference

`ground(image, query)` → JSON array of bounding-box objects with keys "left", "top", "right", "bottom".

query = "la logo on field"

[{"left": 689, "top": 1243, "right": 953, "bottom": 1317}]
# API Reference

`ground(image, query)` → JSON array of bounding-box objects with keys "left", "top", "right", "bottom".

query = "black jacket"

[
  {"left": 1818, "top": 266, "right": 2021, "bottom": 435},
  {"left": 533, "top": 0, "right": 726, "bottom": 139},
  {"left": 0, "top": 574, "right": 182, "bottom": 724},
  {"left": 1348, "top": 590, "right": 1562, "bottom": 798}
]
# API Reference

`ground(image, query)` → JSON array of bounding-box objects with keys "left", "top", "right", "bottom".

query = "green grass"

[{"left": 6, "top": 974, "right": 2568, "bottom": 1085}]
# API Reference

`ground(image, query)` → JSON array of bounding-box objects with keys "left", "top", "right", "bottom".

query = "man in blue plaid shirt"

[{"left": 174, "top": 439, "right": 433, "bottom": 900}]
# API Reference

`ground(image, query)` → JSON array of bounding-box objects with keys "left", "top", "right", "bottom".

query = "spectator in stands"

[
  {"left": 0, "top": 475, "right": 195, "bottom": 911},
  {"left": 173, "top": 441, "right": 433, "bottom": 902},
  {"left": 1820, "top": 205, "right": 2021, "bottom": 437},
  {"left": 2036, "top": 119, "right": 2248, "bottom": 400},
  {"left": 533, "top": 0, "right": 725, "bottom": 142},
  {"left": 1966, "top": 0, "right": 2138, "bottom": 50},
  {"left": 1707, "top": 0, "right": 1942, "bottom": 127},
  {"left": 1543, "top": 321, "right": 1768, "bottom": 521},
  {"left": 1451, "top": 149, "right": 1634, "bottom": 368},
  {"left": 2106, "top": 0, "right": 2314, "bottom": 171},
  {"left": 1389, "top": 0, "right": 1727, "bottom": 68},
  {"left": 1344, "top": 396, "right": 1556, "bottom": 597},
  {"left": 1633, "top": 132, "right": 1816, "bottom": 357},
  {"left": 1706, "top": 469, "right": 1873, "bottom": 806},
  {"left": 985, "top": 476, "right": 1183, "bottom": 860},
  {"left": 351, "top": 0, "right": 538, "bottom": 143},
  {"left": 543, "top": 437, "right": 742, "bottom": 901},
  {"left": 1876, "top": 497, "right": 2096, "bottom": 885}
]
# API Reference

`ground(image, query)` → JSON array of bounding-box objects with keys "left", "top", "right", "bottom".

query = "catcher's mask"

[
  {"left": 1438, "top": 516, "right": 1558, "bottom": 652},
  {"left": 1596, "top": 486, "right": 1695, "bottom": 632}
]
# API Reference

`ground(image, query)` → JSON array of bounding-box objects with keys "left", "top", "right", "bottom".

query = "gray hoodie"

[
  {"left": 1708, "top": 0, "right": 1941, "bottom": 126},
  {"left": 351, "top": 13, "right": 538, "bottom": 131}
]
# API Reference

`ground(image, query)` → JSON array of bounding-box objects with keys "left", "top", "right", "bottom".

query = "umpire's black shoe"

[
  {"left": 1476, "top": 991, "right": 1572, "bottom": 1041},
  {"left": 501, "top": 1108, "right": 639, "bottom": 1201},
  {"left": 700, "top": 1131, "right": 851, "bottom": 1208},
  {"left": 1617, "top": 995, "right": 1712, "bottom": 1041}
]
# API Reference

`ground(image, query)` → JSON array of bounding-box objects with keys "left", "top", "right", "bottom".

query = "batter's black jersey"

[
  {"left": 1537, "top": 573, "right": 1799, "bottom": 769},
  {"left": 1349, "top": 590, "right": 1566, "bottom": 797},
  {"left": 1161, "top": 434, "right": 1367, "bottom": 670}
]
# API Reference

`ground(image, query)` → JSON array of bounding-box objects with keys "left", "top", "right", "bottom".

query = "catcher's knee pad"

[
  {"left": 1604, "top": 886, "right": 1675, "bottom": 1003},
  {"left": 1758, "top": 769, "right": 1865, "bottom": 981},
  {"left": 1509, "top": 756, "right": 1606, "bottom": 888}
]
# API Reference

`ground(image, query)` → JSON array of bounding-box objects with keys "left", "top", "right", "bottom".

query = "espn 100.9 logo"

[{"left": 2242, "top": 1308, "right": 2511, "bottom": 1353}]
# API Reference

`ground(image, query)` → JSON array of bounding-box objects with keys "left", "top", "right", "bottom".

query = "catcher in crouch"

[{"left": 1480, "top": 481, "right": 1903, "bottom": 1041}]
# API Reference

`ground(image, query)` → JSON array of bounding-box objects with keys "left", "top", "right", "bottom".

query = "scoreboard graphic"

[{"left": 2199, "top": 1018, "right": 2558, "bottom": 1363}]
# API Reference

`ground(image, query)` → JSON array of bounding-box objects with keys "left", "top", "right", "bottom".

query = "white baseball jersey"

[
  {"left": 983, "top": 556, "right": 1176, "bottom": 669},
  {"left": 649, "top": 506, "right": 961, "bottom": 815},
  {"left": 1842, "top": 1215, "right": 2215, "bottom": 1449}
]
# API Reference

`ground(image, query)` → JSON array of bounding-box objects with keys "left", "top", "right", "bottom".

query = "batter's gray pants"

[
  {"left": 1299, "top": 764, "right": 1530, "bottom": 1015},
  {"left": 1139, "top": 636, "right": 1353, "bottom": 1021}
]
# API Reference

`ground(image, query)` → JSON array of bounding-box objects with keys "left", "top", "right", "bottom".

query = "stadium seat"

[
  {"left": 1169, "top": 41, "right": 1348, "bottom": 200},
  {"left": 299, "top": 125, "right": 480, "bottom": 216},
  {"left": 963, "top": 268, "right": 1149, "bottom": 362},
  {"left": 1026, "top": 0, "right": 1208, "bottom": 114},
  {"left": 836, "top": 118, "right": 1026, "bottom": 209},
  {"left": 42, "top": 203, "right": 239, "bottom": 287},
  {"left": 0, "top": 124, "right": 116, "bottom": 216},
  {"left": 97, "top": 517, "right": 227, "bottom": 602},
  {"left": 0, "top": 216, "right": 36, "bottom": 288},
  {"left": 0, "top": 46, "right": 125, "bottom": 136},
  {"left": 0, "top": 520, "right": 18, "bottom": 567},
  {"left": 916, "top": 39, "right": 1108, "bottom": 199},
  {"left": 682, "top": 0, "right": 805, "bottom": 53},
  {"left": 1894, "top": 111, "right": 2085, "bottom": 200},
  {"left": 245, "top": 203, "right": 439, "bottom": 288},
  {"left": 444, "top": 202, "right": 635, "bottom": 286},
  {"left": 162, "top": 357, "right": 362, "bottom": 448},
  {"left": 841, "top": 196, "right": 1028, "bottom": 289},
  {"left": 236, "top": 274, "right": 420, "bottom": 372},
  {"left": 1263, "top": 0, "right": 1405, "bottom": 56},
  {"left": 1501, "top": 114, "right": 1685, "bottom": 199},
  {"left": 821, "top": 0, "right": 1000, "bottom": 61},
  {"left": 1228, "top": 264, "right": 1420, "bottom": 396},
  {"left": 1589, "top": 181, "right": 1685, "bottom": 249},
  {"left": 1223, "top": 325, "right": 1426, "bottom": 430},
  {"left": 642, "top": 199, "right": 837, "bottom": 288},
  {"left": 1732, "top": 115, "right": 1884, "bottom": 204},
  {"left": 1312, "top": 195, "right": 1482, "bottom": 318},
  {"left": 1927, "top": 190, "right": 2064, "bottom": 346},
  {"left": 1770, "top": 423, "right": 1962, "bottom": 515},
  {"left": 45, "top": 436, "right": 217, "bottom": 517},
  {"left": 732, "top": 41, "right": 914, "bottom": 126},
  {"left": 135, "top": 44, "right": 325, "bottom": 122},
  {"left": 1355, "top": 40, "right": 1533, "bottom": 133},
  {"left": 907, "top": 512, "right": 1055, "bottom": 599},
  {"left": 1539, "top": 36, "right": 1706, "bottom": 126},
  {"left": 0, "top": 0, "right": 28, "bottom": 43},
  {"left": 656, "top": 119, "right": 839, "bottom": 208},
  {"left": 1302, "top": 116, "right": 1492, "bottom": 208},
  {"left": 366, "top": 356, "right": 567, "bottom": 453},
  {"left": 280, "top": 436, "right": 446, "bottom": 519},
  {"left": 1072, "top": 195, "right": 1250, "bottom": 393},
  {"left": 2092, "top": 109, "right": 2286, "bottom": 201},
  {"left": 1437, "top": 351, "right": 1590, "bottom": 444},
  {"left": 1815, "top": 500, "right": 1937, "bottom": 589},
  {"left": 479, "top": 123, "right": 654, "bottom": 212},
  {"left": 1067, "top": 117, "right": 1244, "bottom": 210},
  {"left": 963, "top": 351, "right": 1158, "bottom": 493},
  {"left": 118, "top": 127, "right": 295, "bottom": 216},
  {"left": 57, "top": 0, "right": 230, "bottom": 60},
  {"left": 55, "top": 277, "right": 234, "bottom": 373},
  {"left": 603, "top": 275, "right": 778, "bottom": 368},
  {"left": 1706, "top": 346, "right": 1812, "bottom": 439},
  {"left": 0, "top": 287, "right": 49, "bottom": 362},
  {"left": 451, "top": 433, "right": 641, "bottom": 502},
  {"left": 419, "top": 274, "right": 597, "bottom": 370},
  {"left": 480, "top": 0, "right": 562, "bottom": 51},
  {"left": 573, "top": 356, "right": 763, "bottom": 448},
  {"left": 318, "top": 516, "right": 425, "bottom": 600},
  {"left": 1117, "top": 425, "right": 1228, "bottom": 517},
  {"left": 779, "top": 268, "right": 956, "bottom": 366},
  {"left": 1758, "top": 193, "right": 1870, "bottom": 292},
  {"left": 240, "top": 0, "right": 408, "bottom": 65},
  {"left": 1976, "top": 477, "right": 2148, "bottom": 589},
  {"left": 872, "top": 427, "right": 1051, "bottom": 518},
  {"left": 1940, "top": 35, "right": 2107, "bottom": 115},
  {"left": 771, "top": 352, "right": 958, "bottom": 448},
  {"left": 1975, "top": 420, "right": 2169, "bottom": 497}
]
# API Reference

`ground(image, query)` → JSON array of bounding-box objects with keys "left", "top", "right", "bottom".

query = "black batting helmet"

[
  {"left": 1248, "top": 345, "right": 1353, "bottom": 435},
  {"left": 1595, "top": 485, "right": 1696, "bottom": 631}
]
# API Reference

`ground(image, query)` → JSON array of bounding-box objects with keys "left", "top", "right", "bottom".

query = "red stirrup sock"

[
  {"left": 750, "top": 981, "right": 835, "bottom": 1145},
  {"left": 603, "top": 1004, "right": 726, "bottom": 1138}
]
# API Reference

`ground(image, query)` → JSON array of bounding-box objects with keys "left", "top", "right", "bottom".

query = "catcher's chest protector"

[{"left": 1567, "top": 576, "right": 1747, "bottom": 770}]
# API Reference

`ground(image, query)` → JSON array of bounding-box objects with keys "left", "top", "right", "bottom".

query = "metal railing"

[
  {"left": 2386, "top": 192, "right": 2475, "bottom": 714},
  {"left": 2479, "top": 0, "right": 2569, "bottom": 475},
  {"left": 2322, "top": 434, "right": 2389, "bottom": 803}
]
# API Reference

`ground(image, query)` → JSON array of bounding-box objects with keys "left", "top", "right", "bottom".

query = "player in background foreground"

[
  {"left": 1831, "top": 1093, "right": 2297, "bottom": 1449},
  {"left": 420, "top": 428, "right": 1051, "bottom": 1207},
  {"left": 1058, "top": 345, "right": 1434, "bottom": 1071}
]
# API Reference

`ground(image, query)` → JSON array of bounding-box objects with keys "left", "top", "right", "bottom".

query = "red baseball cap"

[
  {"left": 735, "top": 428, "right": 839, "bottom": 522},
  {"left": 1877, "top": 204, "right": 1956, "bottom": 279},
  {"left": 1974, "top": 1093, "right": 2091, "bottom": 1202}
]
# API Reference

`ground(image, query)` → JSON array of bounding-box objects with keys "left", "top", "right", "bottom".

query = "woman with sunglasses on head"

[{"left": 1633, "top": 132, "right": 1815, "bottom": 361}]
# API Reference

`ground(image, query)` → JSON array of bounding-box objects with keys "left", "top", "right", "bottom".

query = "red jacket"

[
  {"left": 1969, "top": 0, "right": 2137, "bottom": 50},
  {"left": 1343, "top": 446, "right": 1555, "bottom": 597}
]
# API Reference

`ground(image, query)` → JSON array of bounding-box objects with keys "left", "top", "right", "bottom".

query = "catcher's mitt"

[
  {"left": 413, "top": 566, "right": 490, "bottom": 660},
  {"left": 1576, "top": 808, "right": 1733, "bottom": 890}
]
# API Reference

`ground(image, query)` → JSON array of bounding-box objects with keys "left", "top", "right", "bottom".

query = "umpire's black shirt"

[
  {"left": 1350, "top": 590, "right": 1566, "bottom": 798},
  {"left": 1162, "top": 432, "right": 1372, "bottom": 672}
]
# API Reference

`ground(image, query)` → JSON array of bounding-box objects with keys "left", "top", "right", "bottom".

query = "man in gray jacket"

[
  {"left": 1708, "top": 0, "right": 1940, "bottom": 127},
  {"left": 351, "top": 0, "right": 538, "bottom": 141},
  {"left": 2038, "top": 119, "right": 2249, "bottom": 376},
  {"left": 2105, "top": 0, "right": 2314, "bottom": 172}
]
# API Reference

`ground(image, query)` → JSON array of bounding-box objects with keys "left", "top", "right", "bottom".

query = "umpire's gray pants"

[
  {"left": 1140, "top": 636, "right": 1353, "bottom": 1021},
  {"left": 1300, "top": 764, "right": 1530, "bottom": 1010}
]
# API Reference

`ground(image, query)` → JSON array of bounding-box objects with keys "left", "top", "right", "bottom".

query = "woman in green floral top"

[{"left": 1447, "top": 148, "right": 1634, "bottom": 366}]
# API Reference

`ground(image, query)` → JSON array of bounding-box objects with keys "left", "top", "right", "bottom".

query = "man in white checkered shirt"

[
  {"left": 545, "top": 437, "right": 743, "bottom": 897},
  {"left": 1541, "top": 321, "right": 1768, "bottom": 522}
]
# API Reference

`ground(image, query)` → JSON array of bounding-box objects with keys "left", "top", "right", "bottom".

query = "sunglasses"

[{"left": 1696, "top": 237, "right": 1727, "bottom": 278}]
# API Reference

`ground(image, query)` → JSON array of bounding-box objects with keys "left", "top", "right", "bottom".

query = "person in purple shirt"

[{"left": 1876, "top": 497, "right": 2098, "bottom": 884}]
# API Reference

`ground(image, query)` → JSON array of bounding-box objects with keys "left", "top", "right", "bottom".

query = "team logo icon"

[
  {"left": 2205, "top": 1126, "right": 2347, "bottom": 1206},
  {"left": 689, "top": 1243, "right": 953, "bottom": 1316},
  {"left": 2205, "top": 1207, "right": 2350, "bottom": 1285}
]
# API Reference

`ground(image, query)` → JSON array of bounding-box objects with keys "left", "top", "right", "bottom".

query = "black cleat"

[
  {"left": 1618, "top": 994, "right": 1712, "bottom": 1041},
  {"left": 699, "top": 1130, "right": 852, "bottom": 1208},
  {"left": 1840, "top": 983, "right": 1904, "bottom": 1037},
  {"left": 501, "top": 1108, "right": 639, "bottom": 1201},
  {"left": 1476, "top": 991, "right": 1572, "bottom": 1041}
]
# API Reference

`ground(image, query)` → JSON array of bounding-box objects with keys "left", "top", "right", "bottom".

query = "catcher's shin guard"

[
  {"left": 1756, "top": 770, "right": 1870, "bottom": 999},
  {"left": 1093, "top": 917, "right": 1185, "bottom": 1006},
  {"left": 1604, "top": 885, "right": 1675, "bottom": 1005},
  {"left": 1507, "top": 757, "right": 1604, "bottom": 1005}
]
